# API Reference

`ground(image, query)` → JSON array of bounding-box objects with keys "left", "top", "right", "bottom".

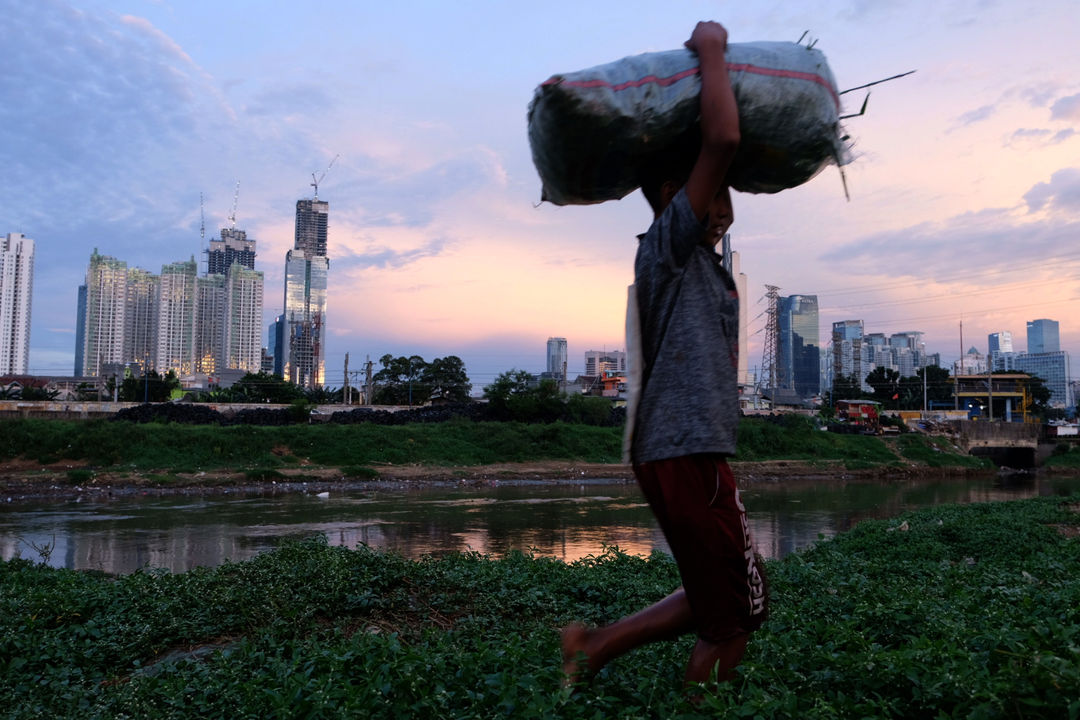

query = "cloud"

[
  {"left": 820, "top": 196, "right": 1080, "bottom": 281},
  {"left": 245, "top": 83, "right": 335, "bottom": 117},
  {"left": 334, "top": 237, "right": 448, "bottom": 271},
  {"left": 1008, "top": 128, "right": 1052, "bottom": 144},
  {"left": 332, "top": 147, "right": 509, "bottom": 228},
  {"left": 1050, "top": 93, "right": 1080, "bottom": 122},
  {"left": 1023, "top": 168, "right": 1080, "bottom": 214},
  {"left": 950, "top": 104, "right": 995, "bottom": 131}
]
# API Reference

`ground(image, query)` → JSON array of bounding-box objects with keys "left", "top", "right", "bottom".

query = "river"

[{"left": 2, "top": 472, "right": 1079, "bottom": 575}]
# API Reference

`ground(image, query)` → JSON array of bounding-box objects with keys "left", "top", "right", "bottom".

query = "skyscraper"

[
  {"left": 988, "top": 331, "right": 1013, "bottom": 355},
  {"left": 156, "top": 259, "right": 198, "bottom": 377},
  {"left": 74, "top": 285, "right": 87, "bottom": 376},
  {"left": 294, "top": 199, "right": 329, "bottom": 256},
  {"left": 831, "top": 319, "right": 865, "bottom": 387},
  {"left": 81, "top": 250, "right": 128, "bottom": 377},
  {"left": 224, "top": 265, "right": 264, "bottom": 372},
  {"left": 207, "top": 228, "right": 255, "bottom": 276},
  {"left": 1027, "top": 319, "right": 1060, "bottom": 354},
  {"left": 194, "top": 274, "right": 226, "bottom": 374},
  {"left": 1014, "top": 351, "right": 1072, "bottom": 408},
  {"left": 282, "top": 199, "right": 329, "bottom": 388},
  {"left": 0, "top": 233, "right": 34, "bottom": 375},
  {"left": 778, "top": 294, "right": 819, "bottom": 398},
  {"left": 124, "top": 268, "right": 160, "bottom": 374},
  {"left": 546, "top": 337, "right": 567, "bottom": 380}
]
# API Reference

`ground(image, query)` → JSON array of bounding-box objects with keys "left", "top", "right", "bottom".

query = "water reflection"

[{"left": 2, "top": 474, "right": 1078, "bottom": 575}]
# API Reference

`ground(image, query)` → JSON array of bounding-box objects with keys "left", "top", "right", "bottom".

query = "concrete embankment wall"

[
  {"left": 0, "top": 401, "right": 360, "bottom": 422},
  {"left": 950, "top": 420, "right": 1039, "bottom": 450}
]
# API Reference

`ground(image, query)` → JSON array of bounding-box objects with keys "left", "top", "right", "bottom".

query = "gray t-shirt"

[{"left": 631, "top": 188, "right": 740, "bottom": 464}]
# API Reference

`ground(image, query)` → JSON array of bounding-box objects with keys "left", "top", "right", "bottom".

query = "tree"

[
  {"left": 483, "top": 369, "right": 533, "bottom": 408},
  {"left": 915, "top": 365, "right": 954, "bottom": 409},
  {"left": 827, "top": 374, "right": 865, "bottom": 405},
  {"left": 373, "top": 354, "right": 429, "bottom": 405},
  {"left": 483, "top": 370, "right": 565, "bottom": 422},
  {"left": 1020, "top": 373, "right": 1052, "bottom": 417},
  {"left": 226, "top": 372, "right": 305, "bottom": 404},
  {"left": 305, "top": 385, "right": 341, "bottom": 404},
  {"left": 865, "top": 367, "right": 901, "bottom": 407},
  {"left": 119, "top": 370, "right": 181, "bottom": 402},
  {"left": 423, "top": 355, "right": 471, "bottom": 403},
  {"left": 18, "top": 385, "right": 59, "bottom": 401}
]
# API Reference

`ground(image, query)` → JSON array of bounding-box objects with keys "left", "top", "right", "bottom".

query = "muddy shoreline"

[{"left": 0, "top": 459, "right": 1020, "bottom": 502}]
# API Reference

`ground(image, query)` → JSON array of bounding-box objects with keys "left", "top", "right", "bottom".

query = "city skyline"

[{"left": 3, "top": 1, "right": 1079, "bottom": 389}]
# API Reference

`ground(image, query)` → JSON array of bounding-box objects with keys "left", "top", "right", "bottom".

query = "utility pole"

[
  {"left": 365, "top": 356, "right": 373, "bottom": 406},
  {"left": 343, "top": 352, "right": 350, "bottom": 405},
  {"left": 956, "top": 319, "right": 962, "bottom": 411},
  {"left": 987, "top": 364, "right": 993, "bottom": 422}
]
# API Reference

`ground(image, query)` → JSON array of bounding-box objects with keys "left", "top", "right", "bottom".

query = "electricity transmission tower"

[{"left": 760, "top": 285, "right": 781, "bottom": 393}]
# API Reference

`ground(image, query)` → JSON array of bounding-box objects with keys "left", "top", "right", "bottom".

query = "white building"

[
  {"left": 0, "top": 233, "right": 34, "bottom": 375},
  {"left": 81, "top": 250, "right": 128, "bottom": 377},
  {"left": 156, "top": 259, "right": 198, "bottom": 377},
  {"left": 224, "top": 265, "right": 264, "bottom": 372},
  {"left": 124, "top": 267, "right": 159, "bottom": 373},
  {"left": 195, "top": 274, "right": 226, "bottom": 374},
  {"left": 584, "top": 349, "right": 626, "bottom": 376},
  {"left": 954, "top": 346, "right": 988, "bottom": 376}
]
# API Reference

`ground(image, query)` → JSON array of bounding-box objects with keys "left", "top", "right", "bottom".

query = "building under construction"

[{"left": 279, "top": 198, "right": 329, "bottom": 389}]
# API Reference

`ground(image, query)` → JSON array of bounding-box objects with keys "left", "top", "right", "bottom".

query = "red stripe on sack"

[
  {"left": 545, "top": 61, "right": 839, "bottom": 109},
  {"left": 725, "top": 62, "right": 839, "bottom": 107}
]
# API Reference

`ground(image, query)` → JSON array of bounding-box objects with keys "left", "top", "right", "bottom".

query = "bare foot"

[{"left": 560, "top": 623, "right": 600, "bottom": 687}]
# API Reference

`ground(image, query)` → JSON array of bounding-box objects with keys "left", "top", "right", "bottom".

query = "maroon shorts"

[{"left": 634, "top": 454, "right": 767, "bottom": 642}]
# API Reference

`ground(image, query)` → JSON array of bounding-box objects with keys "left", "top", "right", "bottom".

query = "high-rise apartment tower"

[{"left": 0, "top": 233, "right": 34, "bottom": 375}]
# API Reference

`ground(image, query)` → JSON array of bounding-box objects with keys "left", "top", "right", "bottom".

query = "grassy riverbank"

[
  {"left": 0, "top": 416, "right": 989, "bottom": 484},
  {"left": 2, "top": 496, "right": 1077, "bottom": 718}
]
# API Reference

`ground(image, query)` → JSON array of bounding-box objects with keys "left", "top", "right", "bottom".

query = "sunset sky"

[{"left": 4, "top": 0, "right": 1079, "bottom": 391}]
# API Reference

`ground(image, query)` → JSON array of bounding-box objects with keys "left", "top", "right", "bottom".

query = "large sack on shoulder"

[{"left": 528, "top": 41, "right": 852, "bottom": 205}]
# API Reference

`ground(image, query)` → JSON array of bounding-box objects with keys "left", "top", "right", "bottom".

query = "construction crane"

[
  {"left": 311, "top": 154, "right": 339, "bottom": 200},
  {"left": 198, "top": 192, "right": 207, "bottom": 275},
  {"left": 228, "top": 181, "right": 240, "bottom": 229}
]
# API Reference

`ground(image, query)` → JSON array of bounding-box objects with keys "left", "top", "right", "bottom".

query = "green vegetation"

[
  {"left": 893, "top": 433, "right": 991, "bottom": 468},
  {"left": 0, "top": 418, "right": 625, "bottom": 471},
  {"left": 736, "top": 415, "right": 897, "bottom": 467},
  {"left": 2, "top": 497, "right": 1077, "bottom": 718},
  {"left": 373, "top": 354, "right": 472, "bottom": 405},
  {"left": 1045, "top": 442, "right": 1080, "bottom": 468},
  {"left": 0, "top": 416, "right": 992, "bottom": 475}
]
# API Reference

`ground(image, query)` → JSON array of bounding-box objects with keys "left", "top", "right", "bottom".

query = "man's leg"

[
  {"left": 561, "top": 587, "right": 694, "bottom": 683},
  {"left": 685, "top": 632, "right": 748, "bottom": 684}
]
